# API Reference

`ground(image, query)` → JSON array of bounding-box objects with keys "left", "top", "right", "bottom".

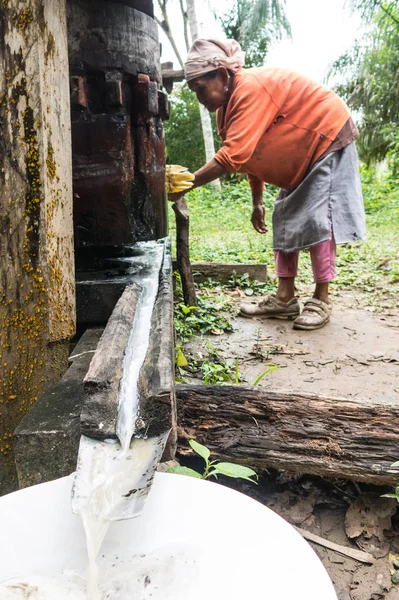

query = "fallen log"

[{"left": 176, "top": 385, "right": 399, "bottom": 485}]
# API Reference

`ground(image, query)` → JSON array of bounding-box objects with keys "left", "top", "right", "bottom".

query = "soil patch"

[
  {"left": 178, "top": 289, "right": 399, "bottom": 599},
  {"left": 184, "top": 289, "right": 399, "bottom": 402}
]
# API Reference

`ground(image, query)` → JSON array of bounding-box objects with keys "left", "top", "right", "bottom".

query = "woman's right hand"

[{"left": 251, "top": 204, "right": 268, "bottom": 234}]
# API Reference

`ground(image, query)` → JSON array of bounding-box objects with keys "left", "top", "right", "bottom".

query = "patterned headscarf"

[{"left": 184, "top": 39, "right": 246, "bottom": 82}]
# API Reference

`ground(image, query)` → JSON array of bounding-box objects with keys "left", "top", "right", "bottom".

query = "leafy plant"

[
  {"left": 174, "top": 297, "right": 233, "bottom": 345},
  {"left": 201, "top": 360, "right": 233, "bottom": 385},
  {"left": 167, "top": 439, "right": 258, "bottom": 484},
  {"left": 215, "top": 0, "right": 291, "bottom": 68},
  {"left": 330, "top": 2, "right": 399, "bottom": 164},
  {"left": 228, "top": 272, "right": 274, "bottom": 296},
  {"left": 164, "top": 83, "right": 221, "bottom": 172}
]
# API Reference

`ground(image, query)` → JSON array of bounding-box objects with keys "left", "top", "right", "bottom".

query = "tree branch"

[
  {"left": 179, "top": 0, "right": 191, "bottom": 51},
  {"left": 156, "top": 0, "right": 184, "bottom": 68},
  {"left": 377, "top": 1, "right": 399, "bottom": 26}
]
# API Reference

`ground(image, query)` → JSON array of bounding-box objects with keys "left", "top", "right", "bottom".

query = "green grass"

[{"left": 168, "top": 175, "right": 399, "bottom": 300}]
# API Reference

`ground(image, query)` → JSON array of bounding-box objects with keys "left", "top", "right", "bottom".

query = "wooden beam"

[
  {"left": 161, "top": 69, "right": 185, "bottom": 93},
  {"left": 161, "top": 68, "right": 185, "bottom": 80},
  {"left": 81, "top": 283, "right": 140, "bottom": 440},
  {"left": 139, "top": 240, "right": 177, "bottom": 458},
  {"left": 176, "top": 385, "right": 399, "bottom": 485},
  {"left": 174, "top": 261, "right": 268, "bottom": 284}
]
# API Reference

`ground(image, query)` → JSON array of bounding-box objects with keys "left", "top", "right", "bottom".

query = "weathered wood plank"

[
  {"left": 139, "top": 240, "right": 177, "bottom": 458},
  {"left": 176, "top": 385, "right": 399, "bottom": 485},
  {"left": 80, "top": 284, "right": 140, "bottom": 439},
  {"left": 172, "top": 261, "right": 268, "bottom": 284},
  {"left": 294, "top": 527, "right": 375, "bottom": 564},
  {"left": 80, "top": 240, "right": 177, "bottom": 453}
]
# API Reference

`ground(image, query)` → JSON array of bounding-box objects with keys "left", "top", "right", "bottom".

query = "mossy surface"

[{"left": 0, "top": 1, "right": 74, "bottom": 493}]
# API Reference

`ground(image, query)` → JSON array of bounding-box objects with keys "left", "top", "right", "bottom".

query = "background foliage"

[
  {"left": 215, "top": 0, "right": 291, "bottom": 68},
  {"left": 164, "top": 83, "right": 220, "bottom": 172},
  {"left": 330, "top": 1, "right": 399, "bottom": 164}
]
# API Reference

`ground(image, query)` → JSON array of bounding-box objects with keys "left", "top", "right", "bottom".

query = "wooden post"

[
  {"left": 0, "top": 0, "right": 75, "bottom": 493},
  {"left": 172, "top": 197, "right": 197, "bottom": 307}
]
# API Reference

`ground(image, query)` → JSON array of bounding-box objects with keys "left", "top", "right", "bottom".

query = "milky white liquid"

[
  {"left": 71, "top": 241, "right": 169, "bottom": 598},
  {"left": 0, "top": 546, "right": 200, "bottom": 599}
]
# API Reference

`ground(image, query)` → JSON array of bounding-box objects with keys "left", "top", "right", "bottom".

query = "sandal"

[
  {"left": 293, "top": 298, "right": 332, "bottom": 330},
  {"left": 240, "top": 294, "right": 300, "bottom": 320}
]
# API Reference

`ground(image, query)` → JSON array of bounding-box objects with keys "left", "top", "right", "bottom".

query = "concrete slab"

[{"left": 13, "top": 329, "right": 103, "bottom": 488}]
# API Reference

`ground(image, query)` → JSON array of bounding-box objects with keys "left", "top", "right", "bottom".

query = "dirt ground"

[{"left": 181, "top": 287, "right": 399, "bottom": 599}]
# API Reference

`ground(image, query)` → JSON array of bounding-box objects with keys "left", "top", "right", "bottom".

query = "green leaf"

[
  {"left": 166, "top": 466, "right": 202, "bottom": 479},
  {"left": 189, "top": 439, "right": 211, "bottom": 461},
  {"left": 210, "top": 462, "right": 258, "bottom": 483},
  {"left": 176, "top": 346, "right": 188, "bottom": 367},
  {"left": 253, "top": 369, "right": 271, "bottom": 386},
  {"left": 381, "top": 493, "right": 398, "bottom": 499},
  {"left": 180, "top": 304, "right": 191, "bottom": 315},
  {"left": 390, "top": 461, "right": 399, "bottom": 468},
  {"left": 253, "top": 363, "right": 280, "bottom": 385}
]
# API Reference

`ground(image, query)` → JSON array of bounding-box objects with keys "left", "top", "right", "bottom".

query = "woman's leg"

[
  {"left": 309, "top": 237, "right": 336, "bottom": 301},
  {"left": 274, "top": 249, "right": 299, "bottom": 302},
  {"left": 293, "top": 237, "right": 336, "bottom": 330}
]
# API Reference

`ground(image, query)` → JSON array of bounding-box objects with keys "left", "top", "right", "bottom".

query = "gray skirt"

[{"left": 272, "top": 142, "right": 366, "bottom": 252}]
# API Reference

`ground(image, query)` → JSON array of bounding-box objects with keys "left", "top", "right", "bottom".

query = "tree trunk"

[
  {"left": 176, "top": 384, "right": 399, "bottom": 485},
  {"left": 186, "top": 0, "right": 222, "bottom": 192}
]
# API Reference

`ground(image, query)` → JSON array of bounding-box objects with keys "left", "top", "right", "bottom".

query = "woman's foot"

[
  {"left": 240, "top": 294, "right": 300, "bottom": 319},
  {"left": 293, "top": 298, "right": 332, "bottom": 330}
]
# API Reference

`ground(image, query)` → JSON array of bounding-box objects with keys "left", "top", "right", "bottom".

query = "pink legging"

[{"left": 274, "top": 237, "right": 336, "bottom": 283}]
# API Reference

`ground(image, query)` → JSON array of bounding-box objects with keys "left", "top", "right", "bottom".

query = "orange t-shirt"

[{"left": 215, "top": 67, "right": 351, "bottom": 192}]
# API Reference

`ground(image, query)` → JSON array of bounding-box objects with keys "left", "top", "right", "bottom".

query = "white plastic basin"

[{"left": 0, "top": 472, "right": 337, "bottom": 599}]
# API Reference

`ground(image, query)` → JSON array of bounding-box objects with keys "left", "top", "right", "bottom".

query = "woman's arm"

[
  {"left": 167, "top": 158, "right": 226, "bottom": 202},
  {"left": 193, "top": 158, "right": 226, "bottom": 187}
]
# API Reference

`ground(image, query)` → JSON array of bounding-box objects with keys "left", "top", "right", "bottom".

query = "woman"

[{"left": 169, "top": 38, "right": 366, "bottom": 330}]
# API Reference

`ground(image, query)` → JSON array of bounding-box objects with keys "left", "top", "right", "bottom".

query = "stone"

[
  {"left": 13, "top": 329, "right": 103, "bottom": 488},
  {"left": 76, "top": 281, "right": 127, "bottom": 326}
]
